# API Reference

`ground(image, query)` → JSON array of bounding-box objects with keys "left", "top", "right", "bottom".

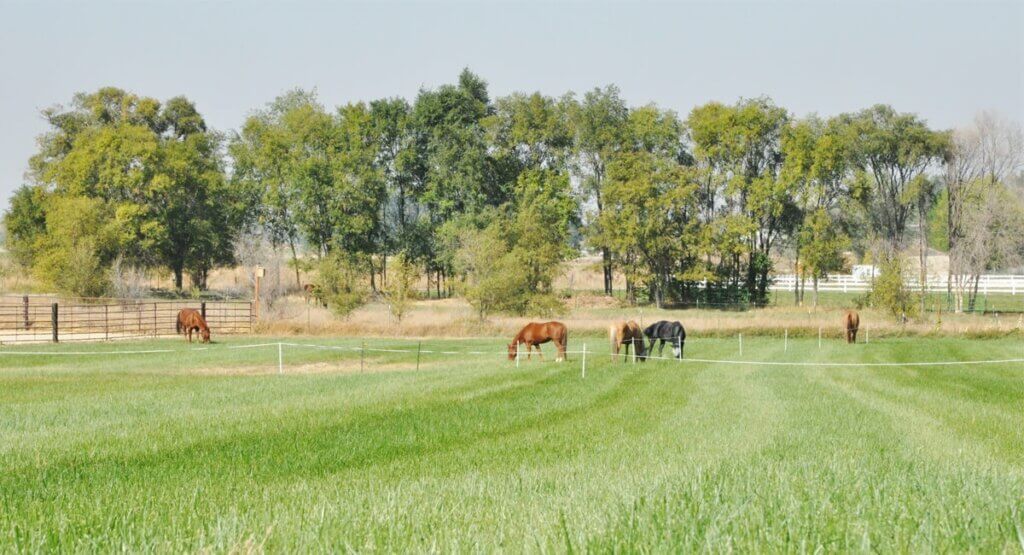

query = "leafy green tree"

[
  {"left": 316, "top": 252, "right": 368, "bottom": 319},
  {"left": 383, "top": 253, "right": 419, "bottom": 322},
  {"left": 369, "top": 97, "right": 420, "bottom": 258},
  {"left": 506, "top": 169, "right": 577, "bottom": 292},
  {"left": 3, "top": 185, "right": 49, "bottom": 267},
  {"left": 410, "top": 69, "right": 498, "bottom": 294},
  {"left": 798, "top": 208, "right": 850, "bottom": 307},
  {"left": 22, "top": 88, "right": 238, "bottom": 290},
  {"left": 845, "top": 105, "right": 949, "bottom": 250},
  {"left": 597, "top": 151, "right": 696, "bottom": 307},
  {"left": 231, "top": 89, "right": 319, "bottom": 285},
  {"left": 32, "top": 196, "right": 118, "bottom": 296},
  {"left": 569, "top": 85, "right": 629, "bottom": 295},
  {"left": 781, "top": 115, "right": 853, "bottom": 304},
  {"left": 487, "top": 92, "right": 574, "bottom": 175},
  {"left": 687, "top": 98, "right": 792, "bottom": 304},
  {"left": 870, "top": 252, "right": 920, "bottom": 322}
]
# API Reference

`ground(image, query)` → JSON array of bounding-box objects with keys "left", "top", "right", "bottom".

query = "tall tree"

[
  {"left": 846, "top": 105, "right": 948, "bottom": 252},
  {"left": 570, "top": 85, "right": 629, "bottom": 295},
  {"left": 944, "top": 112, "right": 1024, "bottom": 311},
  {"left": 781, "top": 115, "right": 853, "bottom": 304},
  {"left": 21, "top": 87, "right": 237, "bottom": 291},
  {"left": 597, "top": 150, "right": 696, "bottom": 307}
]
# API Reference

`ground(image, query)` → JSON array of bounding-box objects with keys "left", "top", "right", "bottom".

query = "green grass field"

[{"left": 2, "top": 335, "right": 1024, "bottom": 551}]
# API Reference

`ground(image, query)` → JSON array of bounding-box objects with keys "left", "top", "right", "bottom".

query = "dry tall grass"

[{"left": 258, "top": 295, "right": 1024, "bottom": 340}]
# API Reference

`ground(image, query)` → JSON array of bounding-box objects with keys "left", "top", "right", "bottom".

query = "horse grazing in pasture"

[
  {"left": 609, "top": 320, "right": 646, "bottom": 362},
  {"left": 643, "top": 320, "right": 686, "bottom": 360},
  {"left": 844, "top": 310, "right": 860, "bottom": 344},
  {"left": 176, "top": 309, "right": 211, "bottom": 343},
  {"left": 303, "top": 283, "right": 326, "bottom": 307},
  {"left": 508, "top": 321, "right": 568, "bottom": 362}
]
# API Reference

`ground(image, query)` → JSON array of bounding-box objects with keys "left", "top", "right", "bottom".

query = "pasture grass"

[{"left": 2, "top": 335, "right": 1024, "bottom": 551}]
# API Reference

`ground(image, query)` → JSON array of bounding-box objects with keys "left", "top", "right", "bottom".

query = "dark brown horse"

[
  {"left": 844, "top": 310, "right": 860, "bottom": 344},
  {"left": 508, "top": 321, "right": 568, "bottom": 362},
  {"left": 176, "top": 309, "right": 211, "bottom": 343},
  {"left": 609, "top": 320, "right": 646, "bottom": 362}
]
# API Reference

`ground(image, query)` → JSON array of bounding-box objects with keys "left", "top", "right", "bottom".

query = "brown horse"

[
  {"left": 609, "top": 320, "right": 646, "bottom": 362},
  {"left": 176, "top": 309, "right": 211, "bottom": 343},
  {"left": 303, "top": 283, "right": 326, "bottom": 307},
  {"left": 508, "top": 321, "right": 568, "bottom": 362},
  {"left": 844, "top": 310, "right": 860, "bottom": 344}
]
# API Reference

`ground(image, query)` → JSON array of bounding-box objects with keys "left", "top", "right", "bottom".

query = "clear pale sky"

[{"left": 1, "top": 1, "right": 1021, "bottom": 202}]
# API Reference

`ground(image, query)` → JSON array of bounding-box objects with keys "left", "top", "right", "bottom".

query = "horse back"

[{"left": 845, "top": 310, "right": 860, "bottom": 329}]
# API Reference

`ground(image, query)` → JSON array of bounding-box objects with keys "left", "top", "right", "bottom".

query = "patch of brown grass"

[{"left": 254, "top": 295, "right": 1024, "bottom": 340}]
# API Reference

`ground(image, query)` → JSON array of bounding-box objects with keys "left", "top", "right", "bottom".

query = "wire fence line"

[{"left": 0, "top": 339, "right": 1022, "bottom": 372}]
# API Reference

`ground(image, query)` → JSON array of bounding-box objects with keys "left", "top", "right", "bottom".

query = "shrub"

[
  {"left": 384, "top": 253, "right": 419, "bottom": 322},
  {"left": 870, "top": 252, "right": 919, "bottom": 322},
  {"left": 317, "top": 253, "right": 367, "bottom": 319}
]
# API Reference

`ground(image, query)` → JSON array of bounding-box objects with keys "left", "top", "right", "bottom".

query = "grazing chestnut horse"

[
  {"left": 176, "top": 309, "right": 211, "bottom": 343},
  {"left": 508, "top": 321, "right": 568, "bottom": 362},
  {"left": 609, "top": 320, "right": 646, "bottom": 362},
  {"left": 844, "top": 310, "right": 860, "bottom": 344}
]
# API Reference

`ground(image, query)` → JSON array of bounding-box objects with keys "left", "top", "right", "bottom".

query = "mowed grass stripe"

[{"left": 1, "top": 336, "right": 1023, "bottom": 551}]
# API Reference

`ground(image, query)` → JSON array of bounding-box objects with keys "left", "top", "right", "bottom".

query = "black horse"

[{"left": 643, "top": 320, "right": 686, "bottom": 360}]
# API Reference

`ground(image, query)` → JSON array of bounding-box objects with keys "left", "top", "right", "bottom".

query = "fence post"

[
  {"left": 416, "top": 341, "right": 422, "bottom": 371},
  {"left": 22, "top": 295, "right": 29, "bottom": 330},
  {"left": 582, "top": 343, "right": 587, "bottom": 378},
  {"left": 201, "top": 302, "right": 206, "bottom": 319},
  {"left": 153, "top": 303, "right": 157, "bottom": 338},
  {"left": 278, "top": 342, "right": 283, "bottom": 375},
  {"left": 51, "top": 303, "right": 58, "bottom": 343}
]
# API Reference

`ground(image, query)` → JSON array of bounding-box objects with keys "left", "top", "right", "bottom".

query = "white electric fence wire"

[{"left": 1, "top": 341, "right": 1022, "bottom": 368}]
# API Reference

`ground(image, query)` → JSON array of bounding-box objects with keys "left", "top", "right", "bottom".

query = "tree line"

[{"left": 4, "top": 70, "right": 1023, "bottom": 315}]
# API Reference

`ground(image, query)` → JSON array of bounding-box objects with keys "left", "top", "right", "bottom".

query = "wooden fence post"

[
  {"left": 201, "top": 301, "right": 206, "bottom": 319},
  {"left": 22, "top": 295, "right": 29, "bottom": 330},
  {"left": 51, "top": 303, "right": 58, "bottom": 343}
]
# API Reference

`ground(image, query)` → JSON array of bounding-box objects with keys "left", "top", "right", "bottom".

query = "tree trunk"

[
  {"left": 919, "top": 203, "right": 928, "bottom": 315},
  {"left": 173, "top": 265, "right": 184, "bottom": 291},
  {"left": 289, "top": 239, "right": 301, "bottom": 287},
  {"left": 812, "top": 275, "right": 819, "bottom": 308},
  {"left": 602, "top": 248, "right": 613, "bottom": 296},
  {"left": 793, "top": 247, "right": 801, "bottom": 307}
]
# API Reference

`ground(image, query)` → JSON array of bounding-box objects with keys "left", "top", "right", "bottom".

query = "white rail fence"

[{"left": 770, "top": 274, "right": 1024, "bottom": 295}]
